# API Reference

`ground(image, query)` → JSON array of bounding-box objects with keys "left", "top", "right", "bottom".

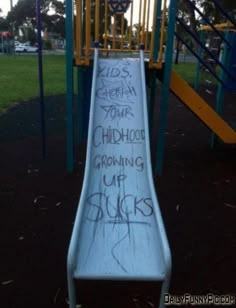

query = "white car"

[
  {"left": 15, "top": 44, "right": 27, "bottom": 52},
  {"left": 15, "top": 43, "right": 38, "bottom": 53},
  {"left": 26, "top": 45, "right": 38, "bottom": 52}
]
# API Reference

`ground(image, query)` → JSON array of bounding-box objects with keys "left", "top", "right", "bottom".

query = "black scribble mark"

[
  {"left": 96, "top": 79, "right": 136, "bottom": 104},
  {"left": 111, "top": 229, "right": 129, "bottom": 273},
  {"left": 105, "top": 220, "right": 151, "bottom": 226}
]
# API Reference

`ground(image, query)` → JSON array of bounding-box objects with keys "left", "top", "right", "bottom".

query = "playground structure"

[
  {"left": 65, "top": 0, "right": 236, "bottom": 175},
  {"left": 66, "top": 0, "right": 236, "bottom": 307}
]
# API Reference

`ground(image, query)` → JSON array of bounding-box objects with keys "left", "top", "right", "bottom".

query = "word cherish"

[{"left": 92, "top": 126, "right": 145, "bottom": 147}]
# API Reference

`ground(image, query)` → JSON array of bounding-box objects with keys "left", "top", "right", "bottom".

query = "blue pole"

[
  {"left": 155, "top": 0, "right": 177, "bottom": 175},
  {"left": 77, "top": 66, "right": 84, "bottom": 144},
  {"left": 66, "top": 0, "right": 74, "bottom": 173},
  {"left": 194, "top": 30, "right": 205, "bottom": 91},
  {"left": 36, "top": 0, "right": 46, "bottom": 158},
  {"left": 211, "top": 31, "right": 231, "bottom": 147}
]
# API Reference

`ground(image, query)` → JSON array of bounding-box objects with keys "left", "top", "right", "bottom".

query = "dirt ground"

[{"left": 0, "top": 89, "right": 236, "bottom": 307}]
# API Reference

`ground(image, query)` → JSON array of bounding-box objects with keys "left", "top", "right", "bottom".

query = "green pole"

[
  {"left": 194, "top": 30, "right": 205, "bottom": 91},
  {"left": 155, "top": 0, "right": 177, "bottom": 175},
  {"left": 77, "top": 66, "right": 84, "bottom": 144},
  {"left": 66, "top": 0, "right": 74, "bottom": 173},
  {"left": 148, "top": 70, "right": 157, "bottom": 139},
  {"left": 211, "top": 31, "right": 231, "bottom": 147}
]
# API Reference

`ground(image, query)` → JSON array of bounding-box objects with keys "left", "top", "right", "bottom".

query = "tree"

[
  {"left": 7, "top": 0, "right": 66, "bottom": 39},
  {"left": 0, "top": 17, "right": 10, "bottom": 31},
  {"left": 198, "top": 0, "right": 236, "bottom": 23}
]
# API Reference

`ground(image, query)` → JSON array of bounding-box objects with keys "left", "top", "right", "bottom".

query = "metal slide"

[
  {"left": 67, "top": 49, "right": 171, "bottom": 308},
  {"left": 170, "top": 70, "right": 236, "bottom": 144}
]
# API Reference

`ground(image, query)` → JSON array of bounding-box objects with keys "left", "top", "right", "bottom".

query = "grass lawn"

[
  {"left": 0, "top": 54, "right": 200, "bottom": 114},
  {"left": 0, "top": 55, "right": 66, "bottom": 113},
  {"left": 173, "top": 62, "right": 197, "bottom": 85}
]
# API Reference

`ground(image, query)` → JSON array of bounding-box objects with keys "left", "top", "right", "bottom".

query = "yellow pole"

[
  {"left": 121, "top": 14, "right": 124, "bottom": 49},
  {"left": 76, "top": 0, "right": 82, "bottom": 63},
  {"left": 113, "top": 14, "right": 116, "bottom": 49},
  {"left": 85, "top": 0, "right": 91, "bottom": 62},
  {"left": 158, "top": 0, "right": 167, "bottom": 62},
  {"left": 137, "top": 0, "right": 142, "bottom": 47},
  {"left": 95, "top": 0, "right": 100, "bottom": 42},
  {"left": 141, "top": 0, "right": 147, "bottom": 45},
  {"left": 128, "top": 1, "right": 134, "bottom": 50},
  {"left": 104, "top": 0, "right": 108, "bottom": 48},
  {"left": 145, "top": 0, "right": 151, "bottom": 50},
  {"left": 149, "top": 0, "right": 158, "bottom": 63}
]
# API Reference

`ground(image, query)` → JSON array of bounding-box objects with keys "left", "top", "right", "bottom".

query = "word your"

[
  {"left": 101, "top": 104, "right": 134, "bottom": 120},
  {"left": 92, "top": 126, "right": 145, "bottom": 147},
  {"left": 96, "top": 79, "right": 136, "bottom": 104},
  {"left": 93, "top": 154, "right": 144, "bottom": 172},
  {"left": 86, "top": 192, "right": 153, "bottom": 222}
]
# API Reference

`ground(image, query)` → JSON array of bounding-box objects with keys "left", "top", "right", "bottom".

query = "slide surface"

[
  {"left": 68, "top": 51, "right": 171, "bottom": 283},
  {"left": 170, "top": 70, "right": 236, "bottom": 144}
]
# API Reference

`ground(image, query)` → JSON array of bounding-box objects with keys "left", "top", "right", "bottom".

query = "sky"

[
  {"left": 0, "top": 0, "right": 18, "bottom": 17},
  {"left": 0, "top": 0, "right": 170, "bottom": 26}
]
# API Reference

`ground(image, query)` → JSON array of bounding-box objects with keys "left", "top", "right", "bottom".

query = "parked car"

[
  {"left": 15, "top": 44, "right": 27, "bottom": 52},
  {"left": 14, "top": 40, "right": 21, "bottom": 47},
  {"left": 15, "top": 43, "right": 38, "bottom": 53},
  {"left": 25, "top": 45, "right": 38, "bottom": 52}
]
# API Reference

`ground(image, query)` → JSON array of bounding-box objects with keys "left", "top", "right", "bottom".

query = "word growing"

[
  {"left": 93, "top": 154, "right": 144, "bottom": 172},
  {"left": 85, "top": 192, "right": 153, "bottom": 222},
  {"left": 92, "top": 125, "right": 145, "bottom": 147}
]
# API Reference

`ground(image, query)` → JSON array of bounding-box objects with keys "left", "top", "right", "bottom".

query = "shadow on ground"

[{"left": 0, "top": 92, "right": 235, "bottom": 307}]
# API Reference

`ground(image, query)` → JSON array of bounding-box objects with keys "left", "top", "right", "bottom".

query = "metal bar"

[
  {"left": 76, "top": 0, "right": 82, "bottom": 62},
  {"left": 149, "top": 0, "right": 158, "bottom": 63},
  {"left": 211, "top": 30, "right": 231, "bottom": 147},
  {"left": 77, "top": 67, "right": 84, "bottom": 144},
  {"left": 36, "top": 0, "right": 46, "bottom": 158},
  {"left": 155, "top": 0, "right": 177, "bottom": 175},
  {"left": 177, "top": 17, "right": 236, "bottom": 82},
  {"left": 129, "top": 1, "right": 134, "bottom": 50},
  {"left": 141, "top": 0, "right": 147, "bottom": 45},
  {"left": 66, "top": 0, "right": 74, "bottom": 173},
  {"left": 85, "top": 0, "right": 91, "bottom": 62},
  {"left": 158, "top": 0, "right": 167, "bottom": 62},
  {"left": 175, "top": 32, "right": 227, "bottom": 88},
  {"left": 194, "top": 30, "right": 205, "bottom": 91},
  {"left": 148, "top": 70, "right": 157, "bottom": 139},
  {"left": 121, "top": 14, "right": 124, "bottom": 48},
  {"left": 95, "top": 0, "right": 100, "bottom": 42},
  {"left": 153, "top": 0, "right": 162, "bottom": 61},
  {"left": 112, "top": 14, "right": 116, "bottom": 49},
  {"left": 137, "top": 0, "right": 142, "bottom": 47},
  {"left": 145, "top": 0, "right": 151, "bottom": 49},
  {"left": 185, "top": 0, "right": 232, "bottom": 48},
  {"left": 211, "top": 0, "right": 236, "bottom": 28},
  {"left": 104, "top": 0, "right": 108, "bottom": 48}
]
